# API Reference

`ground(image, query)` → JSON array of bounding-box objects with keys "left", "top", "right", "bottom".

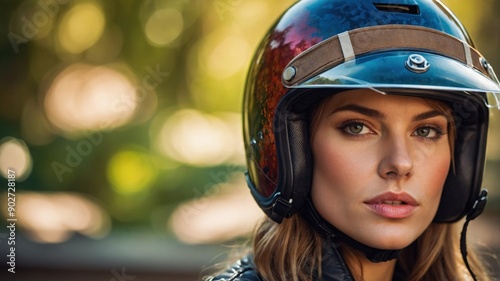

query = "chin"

[{"left": 352, "top": 228, "right": 422, "bottom": 250}]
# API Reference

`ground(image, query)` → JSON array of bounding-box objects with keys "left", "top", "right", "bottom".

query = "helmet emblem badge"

[{"left": 405, "top": 54, "right": 430, "bottom": 73}]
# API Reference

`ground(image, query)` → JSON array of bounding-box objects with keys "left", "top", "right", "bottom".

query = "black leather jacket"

[
  {"left": 206, "top": 242, "right": 356, "bottom": 281},
  {"left": 204, "top": 255, "right": 264, "bottom": 281},
  {"left": 205, "top": 242, "right": 411, "bottom": 281}
]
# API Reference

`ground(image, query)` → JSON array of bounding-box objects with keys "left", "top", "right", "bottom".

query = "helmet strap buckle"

[{"left": 270, "top": 196, "right": 293, "bottom": 223}]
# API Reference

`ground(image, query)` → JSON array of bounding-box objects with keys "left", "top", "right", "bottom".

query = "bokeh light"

[
  {"left": 4, "top": 192, "right": 111, "bottom": 243},
  {"left": 58, "top": 2, "right": 105, "bottom": 54},
  {"left": 107, "top": 149, "right": 158, "bottom": 194},
  {"left": 44, "top": 63, "right": 138, "bottom": 135},
  {"left": 232, "top": 1, "right": 270, "bottom": 30},
  {"left": 144, "top": 8, "right": 184, "bottom": 47},
  {"left": 186, "top": 27, "right": 251, "bottom": 111},
  {"left": 204, "top": 32, "right": 250, "bottom": 79},
  {"left": 155, "top": 109, "right": 243, "bottom": 166},
  {"left": 0, "top": 137, "right": 33, "bottom": 181},
  {"left": 169, "top": 176, "right": 263, "bottom": 244}
]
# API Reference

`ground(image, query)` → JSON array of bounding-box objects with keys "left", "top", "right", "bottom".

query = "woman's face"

[{"left": 311, "top": 89, "right": 451, "bottom": 250}]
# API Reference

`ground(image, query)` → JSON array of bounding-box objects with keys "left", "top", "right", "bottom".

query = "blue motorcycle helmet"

[{"left": 242, "top": 0, "right": 500, "bottom": 269}]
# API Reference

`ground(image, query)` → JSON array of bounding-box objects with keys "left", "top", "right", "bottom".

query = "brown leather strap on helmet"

[{"left": 281, "top": 24, "right": 489, "bottom": 86}]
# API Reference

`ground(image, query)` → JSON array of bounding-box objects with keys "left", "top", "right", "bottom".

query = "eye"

[
  {"left": 415, "top": 127, "right": 433, "bottom": 137},
  {"left": 340, "top": 121, "right": 372, "bottom": 135},
  {"left": 412, "top": 125, "right": 445, "bottom": 140},
  {"left": 348, "top": 123, "right": 364, "bottom": 134}
]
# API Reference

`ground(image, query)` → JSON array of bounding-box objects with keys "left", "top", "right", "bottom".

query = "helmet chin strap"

[
  {"left": 460, "top": 189, "right": 488, "bottom": 281},
  {"left": 300, "top": 198, "right": 402, "bottom": 263}
]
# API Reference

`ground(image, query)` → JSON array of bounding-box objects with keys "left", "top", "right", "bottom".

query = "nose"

[{"left": 378, "top": 137, "right": 414, "bottom": 180}]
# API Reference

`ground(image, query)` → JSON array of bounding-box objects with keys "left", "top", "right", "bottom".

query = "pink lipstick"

[{"left": 364, "top": 192, "right": 418, "bottom": 219}]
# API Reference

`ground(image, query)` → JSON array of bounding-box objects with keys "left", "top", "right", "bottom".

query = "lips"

[{"left": 364, "top": 192, "right": 418, "bottom": 219}]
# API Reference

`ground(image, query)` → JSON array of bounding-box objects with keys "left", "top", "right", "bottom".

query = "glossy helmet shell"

[{"left": 243, "top": 0, "right": 500, "bottom": 223}]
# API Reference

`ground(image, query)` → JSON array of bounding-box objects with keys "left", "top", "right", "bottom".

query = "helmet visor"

[{"left": 286, "top": 51, "right": 500, "bottom": 109}]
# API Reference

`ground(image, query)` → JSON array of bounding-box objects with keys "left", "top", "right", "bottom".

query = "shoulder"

[{"left": 205, "top": 255, "right": 264, "bottom": 281}]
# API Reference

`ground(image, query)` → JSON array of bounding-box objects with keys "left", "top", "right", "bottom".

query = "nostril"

[
  {"left": 373, "top": 3, "right": 420, "bottom": 15},
  {"left": 384, "top": 167, "right": 413, "bottom": 179},
  {"left": 385, "top": 171, "right": 398, "bottom": 178}
]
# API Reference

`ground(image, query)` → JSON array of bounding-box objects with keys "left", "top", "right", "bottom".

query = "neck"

[{"left": 341, "top": 245, "right": 397, "bottom": 281}]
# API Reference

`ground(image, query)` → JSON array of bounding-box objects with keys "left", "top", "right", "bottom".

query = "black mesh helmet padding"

[
  {"left": 273, "top": 94, "right": 316, "bottom": 217},
  {"left": 434, "top": 96, "right": 489, "bottom": 222}
]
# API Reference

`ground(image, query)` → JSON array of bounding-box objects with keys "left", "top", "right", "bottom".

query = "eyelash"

[{"left": 338, "top": 120, "right": 446, "bottom": 141}]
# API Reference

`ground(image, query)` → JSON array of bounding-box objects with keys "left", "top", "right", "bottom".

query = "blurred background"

[{"left": 0, "top": 0, "right": 498, "bottom": 280}]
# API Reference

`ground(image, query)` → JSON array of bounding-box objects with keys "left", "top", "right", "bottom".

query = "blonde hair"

[
  {"left": 253, "top": 216, "right": 323, "bottom": 281},
  {"left": 252, "top": 217, "right": 491, "bottom": 281}
]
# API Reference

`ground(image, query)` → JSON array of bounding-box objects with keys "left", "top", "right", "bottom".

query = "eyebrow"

[
  {"left": 330, "top": 104, "right": 385, "bottom": 119},
  {"left": 330, "top": 104, "right": 446, "bottom": 121},
  {"left": 412, "top": 110, "right": 447, "bottom": 121}
]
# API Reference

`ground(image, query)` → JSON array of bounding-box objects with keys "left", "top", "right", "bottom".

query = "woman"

[{"left": 207, "top": 0, "right": 500, "bottom": 280}]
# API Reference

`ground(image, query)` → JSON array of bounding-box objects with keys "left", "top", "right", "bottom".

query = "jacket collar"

[{"left": 320, "top": 237, "right": 356, "bottom": 281}]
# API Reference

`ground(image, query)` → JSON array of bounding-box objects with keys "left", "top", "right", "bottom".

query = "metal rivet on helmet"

[
  {"left": 480, "top": 57, "right": 489, "bottom": 70},
  {"left": 283, "top": 66, "right": 296, "bottom": 81},
  {"left": 250, "top": 138, "right": 257, "bottom": 147},
  {"left": 405, "top": 54, "right": 430, "bottom": 73},
  {"left": 480, "top": 57, "right": 500, "bottom": 84}
]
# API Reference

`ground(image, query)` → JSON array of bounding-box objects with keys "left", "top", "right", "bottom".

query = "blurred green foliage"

[{"left": 0, "top": 0, "right": 498, "bottom": 245}]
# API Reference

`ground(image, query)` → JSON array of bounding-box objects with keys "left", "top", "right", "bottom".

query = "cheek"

[
  {"left": 311, "top": 137, "right": 347, "bottom": 212},
  {"left": 310, "top": 136, "right": 375, "bottom": 212},
  {"left": 313, "top": 139, "right": 364, "bottom": 191},
  {"left": 418, "top": 148, "right": 451, "bottom": 207},
  {"left": 313, "top": 132, "right": 376, "bottom": 183}
]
